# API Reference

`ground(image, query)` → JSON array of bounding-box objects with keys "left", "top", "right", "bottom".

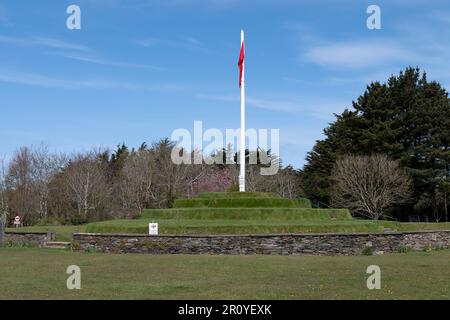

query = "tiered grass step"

[
  {"left": 173, "top": 197, "right": 312, "bottom": 208},
  {"left": 83, "top": 192, "right": 357, "bottom": 236},
  {"left": 84, "top": 219, "right": 388, "bottom": 235},
  {"left": 196, "top": 192, "right": 280, "bottom": 198},
  {"left": 142, "top": 208, "right": 351, "bottom": 220}
]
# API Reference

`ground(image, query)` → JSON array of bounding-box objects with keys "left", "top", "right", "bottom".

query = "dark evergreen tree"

[
  {"left": 110, "top": 143, "right": 129, "bottom": 178},
  {"left": 301, "top": 67, "right": 450, "bottom": 220},
  {"left": 302, "top": 110, "right": 360, "bottom": 206}
]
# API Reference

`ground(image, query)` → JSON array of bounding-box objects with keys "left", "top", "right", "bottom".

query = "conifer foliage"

[{"left": 302, "top": 67, "right": 450, "bottom": 221}]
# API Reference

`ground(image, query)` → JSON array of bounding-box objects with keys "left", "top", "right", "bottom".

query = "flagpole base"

[{"left": 239, "top": 176, "right": 245, "bottom": 192}]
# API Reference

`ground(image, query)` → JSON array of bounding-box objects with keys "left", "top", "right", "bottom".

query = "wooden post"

[{"left": 0, "top": 215, "right": 4, "bottom": 249}]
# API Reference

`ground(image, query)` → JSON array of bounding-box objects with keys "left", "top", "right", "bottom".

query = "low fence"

[
  {"left": 3, "top": 231, "right": 54, "bottom": 248},
  {"left": 72, "top": 230, "right": 450, "bottom": 255}
]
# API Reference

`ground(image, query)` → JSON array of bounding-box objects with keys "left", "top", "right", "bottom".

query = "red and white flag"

[{"left": 238, "top": 35, "right": 245, "bottom": 88}]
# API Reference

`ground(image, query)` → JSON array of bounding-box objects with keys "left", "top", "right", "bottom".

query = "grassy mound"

[
  {"left": 26, "top": 192, "right": 448, "bottom": 237},
  {"left": 173, "top": 197, "right": 312, "bottom": 208},
  {"left": 85, "top": 192, "right": 353, "bottom": 235},
  {"left": 18, "top": 192, "right": 447, "bottom": 238},
  {"left": 85, "top": 202, "right": 359, "bottom": 235}
]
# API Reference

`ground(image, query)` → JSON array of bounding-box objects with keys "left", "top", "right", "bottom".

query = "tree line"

[{"left": 0, "top": 140, "right": 301, "bottom": 226}]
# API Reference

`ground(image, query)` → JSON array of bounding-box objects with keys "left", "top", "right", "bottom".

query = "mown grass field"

[{"left": 0, "top": 248, "right": 449, "bottom": 300}]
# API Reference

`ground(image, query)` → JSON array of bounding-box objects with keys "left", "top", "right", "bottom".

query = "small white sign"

[
  {"left": 14, "top": 216, "right": 21, "bottom": 225},
  {"left": 149, "top": 223, "right": 158, "bottom": 235}
]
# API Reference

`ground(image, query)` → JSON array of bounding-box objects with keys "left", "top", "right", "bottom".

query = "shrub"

[
  {"left": 4, "top": 240, "right": 38, "bottom": 248},
  {"left": 398, "top": 245, "right": 412, "bottom": 253},
  {"left": 362, "top": 246, "right": 374, "bottom": 256}
]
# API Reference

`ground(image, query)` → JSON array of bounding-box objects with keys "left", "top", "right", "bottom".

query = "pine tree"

[{"left": 301, "top": 67, "right": 450, "bottom": 219}]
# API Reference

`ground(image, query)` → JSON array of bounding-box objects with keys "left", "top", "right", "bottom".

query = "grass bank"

[{"left": 84, "top": 218, "right": 387, "bottom": 235}]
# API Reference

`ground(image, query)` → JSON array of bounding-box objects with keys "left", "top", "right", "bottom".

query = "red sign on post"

[{"left": 14, "top": 216, "right": 21, "bottom": 227}]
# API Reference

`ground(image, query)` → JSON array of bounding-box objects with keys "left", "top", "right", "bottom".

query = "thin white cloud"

[
  {"left": 0, "top": 35, "right": 90, "bottom": 52},
  {"left": 197, "top": 93, "right": 301, "bottom": 113},
  {"left": 196, "top": 93, "right": 348, "bottom": 119},
  {"left": 134, "top": 36, "right": 208, "bottom": 52},
  {"left": 32, "top": 36, "right": 91, "bottom": 52},
  {"left": 196, "top": 93, "right": 236, "bottom": 102},
  {"left": 297, "top": 8, "right": 450, "bottom": 81},
  {"left": 304, "top": 40, "right": 418, "bottom": 69},
  {"left": 0, "top": 69, "right": 185, "bottom": 91},
  {"left": 246, "top": 97, "right": 301, "bottom": 113},
  {"left": 47, "top": 51, "right": 161, "bottom": 70},
  {"left": 0, "top": 35, "right": 162, "bottom": 70}
]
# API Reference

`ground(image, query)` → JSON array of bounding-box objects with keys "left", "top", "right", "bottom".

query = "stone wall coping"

[
  {"left": 73, "top": 229, "right": 450, "bottom": 238},
  {"left": 5, "top": 231, "right": 49, "bottom": 235}
]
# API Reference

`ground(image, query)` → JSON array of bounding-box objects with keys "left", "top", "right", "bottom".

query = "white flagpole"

[{"left": 239, "top": 29, "right": 246, "bottom": 192}]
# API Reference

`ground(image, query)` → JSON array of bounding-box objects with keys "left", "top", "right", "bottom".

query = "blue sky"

[{"left": 0, "top": 0, "right": 449, "bottom": 169}]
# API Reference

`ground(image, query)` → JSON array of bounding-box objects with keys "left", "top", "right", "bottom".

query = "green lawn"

[
  {"left": 173, "top": 192, "right": 312, "bottom": 208},
  {"left": 395, "top": 222, "right": 450, "bottom": 231},
  {"left": 0, "top": 248, "right": 449, "bottom": 299}
]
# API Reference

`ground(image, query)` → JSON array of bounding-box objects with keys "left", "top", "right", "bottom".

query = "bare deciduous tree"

[
  {"left": 276, "top": 166, "right": 302, "bottom": 199},
  {"left": 331, "top": 154, "right": 413, "bottom": 220},
  {"left": 30, "top": 144, "right": 67, "bottom": 220},
  {"left": 64, "top": 152, "right": 111, "bottom": 220},
  {"left": 6, "top": 147, "right": 37, "bottom": 223},
  {"left": 151, "top": 139, "right": 204, "bottom": 207},
  {"left": 120, "top": 150, "right": 155, "bottom": 213},
  {"left": 416, "top": 188, "right": 448, "bottom": 222}
]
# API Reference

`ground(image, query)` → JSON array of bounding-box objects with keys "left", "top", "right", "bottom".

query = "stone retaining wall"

[
  {"left": 3, "top": 231, "right": 54, "bottom": 247},
  {"left": 72, "top": 230, "right": 450, "bottom": 255}
]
